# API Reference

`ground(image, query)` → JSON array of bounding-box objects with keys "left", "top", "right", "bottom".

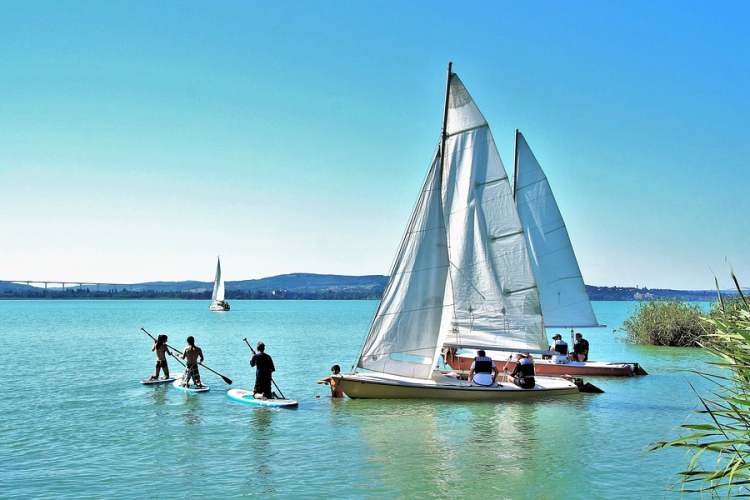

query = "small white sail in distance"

[{"left": 211, "top": 256, "right": 225, "bottom": 303}]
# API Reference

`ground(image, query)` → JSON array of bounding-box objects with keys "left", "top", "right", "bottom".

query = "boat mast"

[
  {"left": 512, "top": 128, "right": 519, "bottom": 200},
  {"left": 439, "top": 62, "right": 453, "bottom": 177}
]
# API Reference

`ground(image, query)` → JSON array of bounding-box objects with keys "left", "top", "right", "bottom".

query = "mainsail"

[
  {"left": 513, "top": 131, "right": 599, "bottom": 328},
  {"left": 440, "top": 76, "right": 546, "bottom": 353},
  {"left": 211, "top": 257, "right": 225, "bottom": 302},
  {"left": 357, "top": 68, "right": 547, "bottom": 380}
]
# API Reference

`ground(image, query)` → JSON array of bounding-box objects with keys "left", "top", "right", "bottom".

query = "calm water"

[{"left": 1, "top": 300, "right": 711, "bottom": 499}]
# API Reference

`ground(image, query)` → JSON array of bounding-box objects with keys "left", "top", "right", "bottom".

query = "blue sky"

[{"left": 1, "top": 1, "right": 748, "bottom": 290}]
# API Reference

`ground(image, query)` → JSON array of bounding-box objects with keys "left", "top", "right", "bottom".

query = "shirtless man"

[
  {"left": 317, "top": 365, "right": 343, "bottom": 398},
  {"left": 179, "top": 336, "right": 205, "bottom": 388}
]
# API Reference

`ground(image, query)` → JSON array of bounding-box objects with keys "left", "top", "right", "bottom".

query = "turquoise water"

[{"left": 1, "top": 300, "right": 711, "bottom": 499}]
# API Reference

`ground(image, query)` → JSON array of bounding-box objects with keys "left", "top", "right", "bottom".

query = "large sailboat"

[
  {"left": 209, "top": 256, "right": 230, "bottom": 312},
  {"left": 334, "top": 64, "right": 581, "bottom": 399},
  {"left": 445, "top": 130, "right": 645, "bottom": 376}
]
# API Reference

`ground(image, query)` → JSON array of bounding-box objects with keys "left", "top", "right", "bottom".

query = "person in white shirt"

[{"left": 469, "top": 350, "right": 499, "bottom": 386}]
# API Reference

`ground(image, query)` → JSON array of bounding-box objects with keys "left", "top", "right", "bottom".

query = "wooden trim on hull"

[
  {"left": 337, "top": 375, "right": 579, "bottom": 400},
  {"left": 446, "top": 357, "right": 639, "bottom": 377}
]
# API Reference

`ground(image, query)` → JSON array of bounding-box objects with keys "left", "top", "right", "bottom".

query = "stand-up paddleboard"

[
  {"left": 141, "top": 375, "right": 176, "bottom": 385},
  {"left": 172, "top": 379, "right": 210, "bottom": 393},
  {"left": 227, "top": 389, "right": 298, "bottom": 408}
]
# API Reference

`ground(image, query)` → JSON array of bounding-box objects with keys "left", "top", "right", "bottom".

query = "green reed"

[
  {"left": 650, "top": 274, "right": 750, "bottom": 498},
  {"left": 621, "top": 299, "right": 708, "bottom": 347}
]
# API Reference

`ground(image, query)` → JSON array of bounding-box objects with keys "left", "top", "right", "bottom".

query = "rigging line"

[{"left": 440, "top": 62, "right": 461, "bottom": 349}]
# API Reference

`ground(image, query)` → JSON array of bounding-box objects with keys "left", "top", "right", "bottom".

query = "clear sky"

[{"left": 1, "top": 1, "right": 748, "bottom": 290}]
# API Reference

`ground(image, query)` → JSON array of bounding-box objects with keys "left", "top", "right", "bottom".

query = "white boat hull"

[
  {"left": 209, "top": 300, "right": 230, "bottom": 312},
  {"left": 334, "top": 371, "right": 579, "bottom": 400},
  {"left": 446, "top": 350, "right": 645, "bottom": 376}
]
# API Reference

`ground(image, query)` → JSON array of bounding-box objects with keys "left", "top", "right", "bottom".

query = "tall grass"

[
  {"left": 650, "top": 275, "right": 750, "bottom": 497},
  {"left": 621, "top": 299, "right": 708, "bottom": 346}
]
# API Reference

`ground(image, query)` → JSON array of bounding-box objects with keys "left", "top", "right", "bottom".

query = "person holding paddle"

[
  {"left": 148, "top": 334, "right": 172, "bottom": 381},
  {"left": 178, "top": 336, "right": 205, "bottom": 388},
  {"left": 250, "top": 342, "right": 277, "bottom": 400}
]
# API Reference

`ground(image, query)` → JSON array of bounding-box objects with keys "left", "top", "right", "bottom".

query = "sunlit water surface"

[{"left": 1, "top": 300, "right": 711, "bottom": 499}]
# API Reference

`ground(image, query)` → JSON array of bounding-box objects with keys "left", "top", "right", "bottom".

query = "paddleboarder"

[
  {"left": 250, "top": 342, "right": 277, "bottom": 400},
  {"left": 317, "top": 365, "right": 343, "bottom": 398},
  {"left": 179, "top": 336, "right": 205, "bottom": 388},
  {"left": 148, "top": 334, "right": 172, "bottom": 381}
]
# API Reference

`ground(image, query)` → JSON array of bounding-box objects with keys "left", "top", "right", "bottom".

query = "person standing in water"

[
  {"left": 250, "top": 342, "right": 276, "bottom": 400},
  {"left": 179, "top": 336, "right": 204, "bottom": 388},
  {"left": 148, "top": 334, "right": 171, "bottom": 381},
  {"left": 317, "top": 365, "right": 343, "bottom": 398}
]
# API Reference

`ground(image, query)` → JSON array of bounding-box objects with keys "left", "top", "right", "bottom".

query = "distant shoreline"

[{"left": 0, "top": 273, "right": 731, "bottom": 301}]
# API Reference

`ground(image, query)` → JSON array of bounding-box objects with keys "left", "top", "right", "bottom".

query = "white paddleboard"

[
  {"left": 227, "top": 389, "right": 298, "bottom": 408},
  {"left": 172, "top": 379, "right": 210, "bottom": 393},
  {"left": 141, "top": 376, "right": 176, "bottom": 385}
]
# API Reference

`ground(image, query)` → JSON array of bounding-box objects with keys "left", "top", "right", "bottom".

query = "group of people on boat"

[
  {"left": 468, "top": 350, "right": 536, "bottom": 389},
  {"left": 547, "top": 331, "right": 589, "bottom": 362}
]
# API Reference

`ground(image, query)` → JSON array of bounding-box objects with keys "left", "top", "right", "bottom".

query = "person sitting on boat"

[
  {"left": 572, "top": 332, "right": 589, "bottom": 362},
  {"left": 179, "top": 336, "right": 205, "bottom": 388},
  {"left": 550, "top": 333, "right": 569, "bottom": 356},
  {"left": 317, "top": 364, "right": 343, "bottom": 398},
  {"left": 506, "top": 353, "right": 536, "bottom": 389},
  {"left": 469, "top": 350, "right": 499, "bottom": 386},
  {"left": 251, "top": 342, "right": 277, "bottom": 400}
]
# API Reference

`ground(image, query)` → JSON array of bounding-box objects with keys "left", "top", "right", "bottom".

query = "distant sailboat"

[
  {"left": 334, "top": 64, "right": 581, "bottom": 399},
  {"left": 446, "top": 130, "right": 645, "bottom": 376},
  {"left": 209, "top": 256, "right": 230, "bottom": 312}
]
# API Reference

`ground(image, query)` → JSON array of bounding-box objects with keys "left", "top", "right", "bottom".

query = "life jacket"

[
  {"left": 473, "top": 356, "right": 493, "bottom": 373},
  {"left": 518, "top": 357, "right": 535, "bottom": 378},
  {"left": 553, "top": 340, "right": 569, "bottom": 355}
]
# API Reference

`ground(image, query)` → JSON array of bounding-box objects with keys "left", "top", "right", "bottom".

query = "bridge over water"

[{"left": 3, "top": 280, "right": 178, "bottom": 292}]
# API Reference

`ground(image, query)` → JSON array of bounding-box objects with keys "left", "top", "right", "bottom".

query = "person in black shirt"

[
  {"left": 572, "top": 332, "right": 589, "bottom": 362},
  {"left": 251, "top": 342, "right": 276, "bottom": 400}
]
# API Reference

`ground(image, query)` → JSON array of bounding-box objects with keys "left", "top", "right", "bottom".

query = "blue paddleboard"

[
  {"left": 141, "top": 375, "right": 176, "bottom": 385},
  {"left": 172, "top": 379, "right": 210, "bottom": 393},
  {"left": 227, "top": 389, "right": 298, "bottom": 408}
]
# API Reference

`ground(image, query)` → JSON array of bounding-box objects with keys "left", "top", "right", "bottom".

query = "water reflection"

[
  {"left": 244, "top": 408, "right": 278, "bottom": 494},
  {"left": 178, "top": 396, "right": 203, "bottom": 426}
]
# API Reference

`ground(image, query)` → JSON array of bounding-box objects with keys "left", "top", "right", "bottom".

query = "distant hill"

[
  {"left": 0, "top": 274, "right": 735, "bottom": 301},
  {"left": 138, "top": 273, "right": 389, "bottom": 293}
]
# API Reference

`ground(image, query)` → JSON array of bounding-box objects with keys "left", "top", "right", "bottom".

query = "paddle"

[
  {"left": 140, "top": 327, "right": 232, "bottom": 385},
  {"left": 243, "top": 337, "right": 286, "bottom": 399},
  {"left": 141, "top": 327, "right": 185, "bottom": 368}
]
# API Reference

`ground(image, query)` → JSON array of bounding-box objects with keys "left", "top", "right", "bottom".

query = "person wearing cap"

[
  {"left": 250, "top": 342, "right": 277, "bottom": 400},
  {"left": 572, "top": 332, "right": 589, "bottom": 362},
  {"left": 505, "top": 353, "right": 536, "bottom": 389},
  {"left": 550, "top": 333, "right": 569, "bottom": 356},
  {"left": 469, "top": 350, "right": 499, "bottom": 386}
]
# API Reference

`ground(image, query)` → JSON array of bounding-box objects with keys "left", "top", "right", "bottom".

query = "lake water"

[{"left": 1, "top": 300, "right": 712, "bottom": 499}]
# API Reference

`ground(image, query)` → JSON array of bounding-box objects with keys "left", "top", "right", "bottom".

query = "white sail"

[
  {"left": 440, "top": 76, "right": 547, "bottom": 353},
  {"left": 211, "top": 257, "right": 225, "bottom": 302},
  {"left": 513, "top": 131, "right": 599, "bottom": 328},
  {"left": 358, "top": 154, "right": 450, "bottom": 379}
]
